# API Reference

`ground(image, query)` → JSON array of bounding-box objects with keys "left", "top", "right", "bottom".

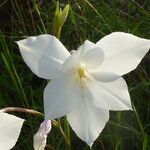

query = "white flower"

[
  {"left": 17, "top": 32, "right": 150, "bottom": 146},
  {"left": 0, "top": 112, "right": 24, "bottom": 150},
  {"left": 33, "top": 120, "right": 51, "bottom": 150}
]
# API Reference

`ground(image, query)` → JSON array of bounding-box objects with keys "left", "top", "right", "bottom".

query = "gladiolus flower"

[{"left": 17, "top": 32, "right": 150, "bottom": 146}]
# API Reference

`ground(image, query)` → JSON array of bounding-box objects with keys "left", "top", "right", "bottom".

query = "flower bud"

[{"left": 33, "top": 120, "right": 51, "bottom": 150}]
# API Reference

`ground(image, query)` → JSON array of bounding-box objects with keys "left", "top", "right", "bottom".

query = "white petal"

[
  {"left": 0, "top": 113, "right": 24, "bottom": 150},
  {"left": 61, "top": 50, "right": 80, "bottom": 73},
  {"left": 77, "top": 40, "right": 105, "bottom": 69},
  {"left": 87, "top": 76, "right": 132, "bottom": 110},
  {"left": 61, "top": 40, "right": 105, "bottom": 72},
  {"left": 16, "top": 34, "right": 70, "bottom": 79},
  {"left": 34, "top": 120, "right": 51, "bottom": 150},
  {"left": 67, "top": 86, "right": 109, "bottom": 146},
  {"left": 62, "top": 41, "right": 104, "bottom": 73},
  {"left": 77, "top": 40, "right": 96, "bottom": 53},
  {"left": 89, "top": 71, "right": 119, "bottom": 82},
  {"left": 96, "top": 32, "right": 150, "bottom": 75},
  {"left": 81, "top": 47, "right": 105, "bottom": 69},
  {"left": 44, "top": 73, "right": 82, "bottom": 120}
]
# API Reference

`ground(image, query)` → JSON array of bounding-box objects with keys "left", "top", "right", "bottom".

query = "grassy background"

[{"left": 0, "top": 0, "right": 150, "bottom": 149}]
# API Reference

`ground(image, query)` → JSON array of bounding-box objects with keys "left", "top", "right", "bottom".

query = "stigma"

[
  {"left": 76, "top": 63, "right": 86, "bottom": 88},
  {"left": 77, "top": 63, "right": 86, "bottom": 79},
  {"left": 77, "top": 67, "right": 85, "bottom": 78}
]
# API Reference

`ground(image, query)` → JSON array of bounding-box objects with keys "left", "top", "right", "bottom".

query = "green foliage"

[
  {"left": 0, "top": 0, "right": 150, "bottom": 149},
  {"left": 52, "top": 2, "right": 69, "bottom": 38}
]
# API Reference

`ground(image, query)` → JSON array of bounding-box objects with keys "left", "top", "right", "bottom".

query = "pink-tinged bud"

[{"left": 33, "top": 120, "right": 51, "bottom": 150}]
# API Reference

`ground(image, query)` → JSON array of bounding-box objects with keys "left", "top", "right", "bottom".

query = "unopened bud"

[{"left": 33, "top": 120, "right": 51, "bottom": 150}]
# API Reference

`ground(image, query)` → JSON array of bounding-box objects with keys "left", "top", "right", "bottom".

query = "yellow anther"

[{"left": 77, "top": 67, "right": 86, "bottom": 78}]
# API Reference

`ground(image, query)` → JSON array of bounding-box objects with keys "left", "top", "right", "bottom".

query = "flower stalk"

[
  {"left": 0, "top": 107, "right": 44, "bottom": 117},
  {"left": 51, "top": 3, "right": 71, "bottom": 148}
]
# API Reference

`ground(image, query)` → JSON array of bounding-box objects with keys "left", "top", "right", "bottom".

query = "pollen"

[
  {"left": 76, "top": 64, "right": 86, "bottom": 88},
  {"left": 77, "top": 65, "right": 86, "bottom": 79}
]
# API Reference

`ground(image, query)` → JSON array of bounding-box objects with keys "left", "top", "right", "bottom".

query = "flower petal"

[
  {"left": 34, "top": 120, "right": 51, "bottom": 150},
  {"left": 0, "top": 112, "right": 24, "bottom": 150},
  {"left": 62, "top": 40, "right": 92, "bottom": 73},
  {"left": 89, "top": 71, "right": 119, "bottom": 82},
  {"left": 16, "top": 34, "right": 70, "bottom": 79},
  {"left": 62, "top": 40, "right": 104, "bottom": 72},
  {"left": 44, "top": 73, "right": 82, "bottom": 120},
  {"left": 77, "top": 40, "right": 105, "bottom": 69},
  {"left": 87, "top": 76, "right": 132, "bottom": 110},
  {"left": 67, "top": 86, "right": 109, "bottom": 146},
  {"left": 81, "top": 47, "right": 105, "bottom": 69},
  {"left": 61, "top": 50, "right": 80, "bottom": 73},
  {"left": 77, "top": 40, "right": 96, "bottom": 53},
  {"left": 96, "top": 32, "right": 150, "bottom": 75}
]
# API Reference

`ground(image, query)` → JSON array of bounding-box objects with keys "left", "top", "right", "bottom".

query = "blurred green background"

[{"left": 0, "top": 0, "right": 150, "bottom": 149}]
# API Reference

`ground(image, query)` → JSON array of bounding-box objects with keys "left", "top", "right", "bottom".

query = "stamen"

[{"left": 77, "top": 67, "right": 86, "bottom": 78}]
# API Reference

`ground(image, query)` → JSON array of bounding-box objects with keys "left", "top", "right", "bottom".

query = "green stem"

[
  {"left": 84, "top": 0, "right": 112, "bottom": 32},
  {"left": 132, "top": 103, "right": 147, "bottom": 150},
  {"left": 50, "top": 4, "right": 71, "bottom": 147},
  {"left": 64, "top": 116, "right": 71, "bottom": 150},
  {"left": 132, "top": 103, "right": 144, "bottom": 134},
  {"left": 58, "top": 119, "right": 71, "bottom": 146},
  {"left": 32, "top": 0, "right": 47, "bottom": 33},
  {"left": 109, "top": 121, "right": 140, "bottom": 135},
  {"left": 1, "top": 52, "right": 28, "bottom": 107},
  {"left": 53, "top": 10, "right": 71, "bottom": 148}
]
